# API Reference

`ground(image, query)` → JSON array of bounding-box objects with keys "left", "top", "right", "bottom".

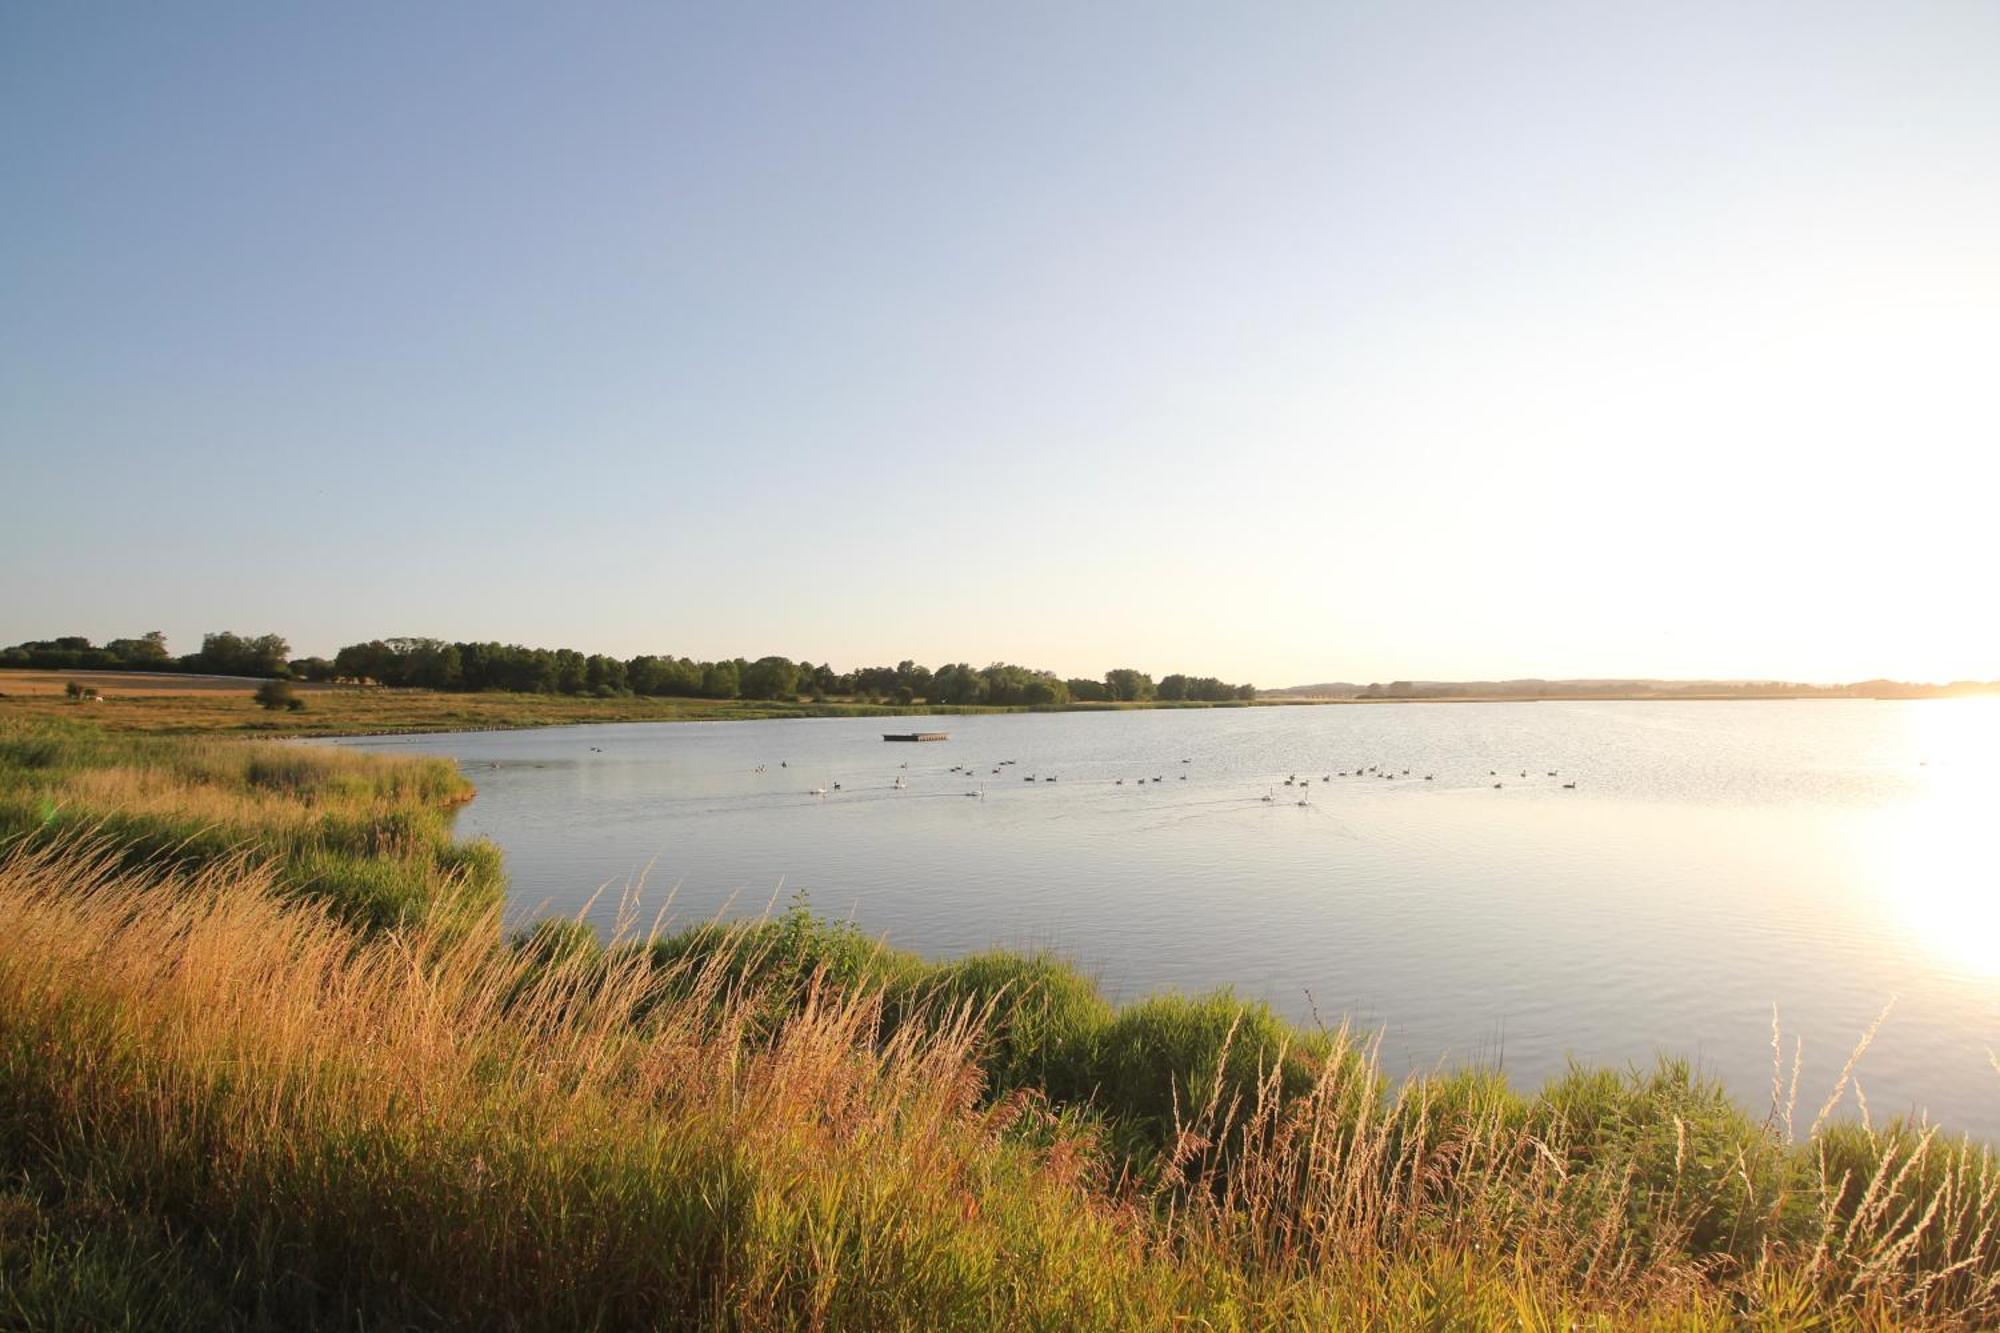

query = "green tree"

[
  {"left": 700, "top": 660, "right": 740, "bottom": 699},
  {"left": 929, "top": 663, "right": 987, "bottom": 706},
  {"left": 584, "top": 654, "right": 628, "bottom": 696},
  {"left": 248, "top": 633, "right": 291, "bottom": 675},
  {"left": 106, "top": 631, "right": 170, "bottom": 666},
  {"left": 334, "top": 640, "right": 394, "bottom": 684},
  {"left": 740, "top": 656, "right": 800, "bottom": 701},
  {"left": 391, "top": 638, "right": 463, "bottom": 690},
  {"left": 1104, "top": 668, "right": 1155, "bottom": 702},
  {"left": 197, "top": 631, "right": 290, "bottom": 677}
]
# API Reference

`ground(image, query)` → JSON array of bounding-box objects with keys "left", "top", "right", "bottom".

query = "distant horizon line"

[{"left": 1270, "top": 675, "right": 2000, "bottom": 697}]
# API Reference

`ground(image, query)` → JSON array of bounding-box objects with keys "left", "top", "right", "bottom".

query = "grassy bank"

[
  {"left": 0, "top": 678, "right": 1253, "bottom": 739},
  {"left": 2, "top": 719, "right": 1996, "bottom": 1328},
  {"left": 0, "top": 685, "right": 951, "bottom": 738},
  {"left": 0, "top": 717, "right": 500, "bottom": 930}
]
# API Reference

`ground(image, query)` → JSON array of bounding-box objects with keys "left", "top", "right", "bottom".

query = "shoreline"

[{"left": 3, "top": 676, "right": 1982, "bottom": 742}]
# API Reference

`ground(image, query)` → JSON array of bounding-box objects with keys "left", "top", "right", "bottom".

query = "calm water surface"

[{"left": 333, "top": 700, "right": 2000, "bottom": 1137}]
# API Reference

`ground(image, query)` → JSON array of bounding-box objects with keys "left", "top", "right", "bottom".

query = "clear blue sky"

[{"left": 4, "top": 3, "right": 1996, "bottom": 685}]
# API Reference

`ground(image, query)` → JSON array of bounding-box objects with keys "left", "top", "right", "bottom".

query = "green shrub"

[
  {"left": 1083, "top": 992, "right": 1331, "bottom": 1156},
  {"left": 252, "top": 679, "right": 295, "bottom": 711},
  {"left": 649, "top": 895, "right": 924, "bottom": 997},
  {"left": 909, "top": 951, "right": 1112, "bottom": 1095},
  {"left": 1528, "top": 1059, "right": 1782, "bottom": 1261}
]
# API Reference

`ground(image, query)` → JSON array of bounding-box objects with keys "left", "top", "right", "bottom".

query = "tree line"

[
  {"left": 328, "top": 638, "right": 1258, "bottom": 705},
  {"left": 2, "top": 631, "right": 293, "bottom": 678},
  {"left": 1, "top": 632, "right": 1257, "bottom": 705}
]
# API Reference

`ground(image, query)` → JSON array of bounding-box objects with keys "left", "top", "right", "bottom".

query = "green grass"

[
  {"left": 533, "top": 894, "right": 2000, "bottom": 1323},
  {"left": 2, "top": 717, "right": 1996, "bottom": 1328},
  {"left": 0, "top": 679, "right": 1253, "bottom": 740},
  {"left": 599, "top": 901, "right": 1339, "bottom": 1165},
  {"left": 0, "top": 716, "right": 499, "bottom": 929}
]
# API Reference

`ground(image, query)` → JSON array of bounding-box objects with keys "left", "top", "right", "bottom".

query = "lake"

[{"left": 332, "top": 698, "right": 2000, "bottom": 1138}]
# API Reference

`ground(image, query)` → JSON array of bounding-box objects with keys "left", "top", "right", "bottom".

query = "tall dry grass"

[
  {"left": 1148, "top": 1013, "right": 2000, "bottom": 1327},
  {"left": 0, "top": 840, "right": 1182, "bottom": 1328},
  {"left": 1, "top": 837, "right": 1995, "bottom": 1328}
]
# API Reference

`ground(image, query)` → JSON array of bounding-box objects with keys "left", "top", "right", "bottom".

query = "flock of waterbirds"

[
  {"left": 576, "top": 742, "right": 1583, "bottom": 804},
  {"left": 1254, "top": 764, "right": 1579, "bottom": 806},
  {"left": 714, "top": 752, "right": 1582, "bottom": 804}
]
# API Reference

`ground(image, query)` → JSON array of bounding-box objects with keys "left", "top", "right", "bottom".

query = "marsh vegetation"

[{"left": 1, "top": 718, "right": 1996, "bottom": 1327}]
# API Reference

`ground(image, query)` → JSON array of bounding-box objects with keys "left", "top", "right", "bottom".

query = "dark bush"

[{"left": 253, "top": 679, "right": 297, "bottom": 711}]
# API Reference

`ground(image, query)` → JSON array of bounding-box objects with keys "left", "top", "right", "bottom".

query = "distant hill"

[
  {"left": 1268, "top": 678, "right": 2000, "bottom": 701},
  {"left": 1265, "top": 682, "right": 1366, "bottom": 698}
]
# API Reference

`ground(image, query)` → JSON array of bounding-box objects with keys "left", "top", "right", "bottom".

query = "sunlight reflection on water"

[{"left": 1870, "top": 699, "right": 2000, "bottom": 980}]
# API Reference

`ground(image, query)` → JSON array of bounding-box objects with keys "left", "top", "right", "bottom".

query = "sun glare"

[{"left": 1872, "top": 699, "right": 2000, "bottom": 978}]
